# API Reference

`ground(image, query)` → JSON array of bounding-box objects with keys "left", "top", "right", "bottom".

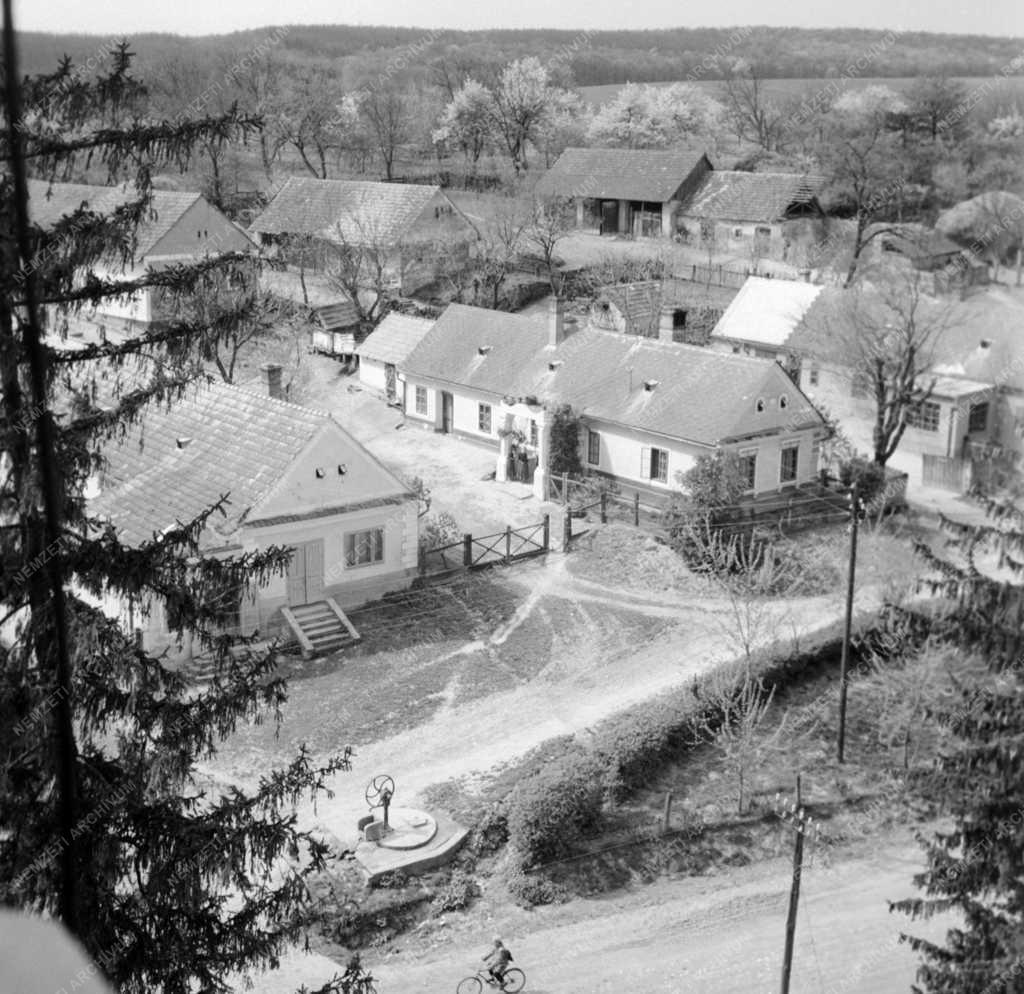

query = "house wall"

[
  {"left": 583, "top": 418, "right": 703, "bottom": 490},
  {"left": 358, "top": 356, "right": 389, "bottom": 394},
  {"left": 401, "top": 377, "right": 501, "bottom": 446},
  {"left": 400, "top": 192, "right": 476, "bottom": 294}
]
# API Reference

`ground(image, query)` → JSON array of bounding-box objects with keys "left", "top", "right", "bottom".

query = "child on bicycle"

[{"left": 483, "top": 937, "right": 513, "bottom": 987}]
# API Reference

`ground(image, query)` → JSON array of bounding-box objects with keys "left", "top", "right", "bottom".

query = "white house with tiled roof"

[
  {"left": 355, "top": 311, "right": 436, "bottom": 402},
  {"left": 400, "top": 301, "right": 828, "bottom": 501},
  {"left": 250, "top": 176, "right": 476, "bottom": 295},
  {"left": 27, "top": 179, "right": 256, "bottom": 337},
  {"left": 88, "top": 375, "right": 419, "bottom": 660}
]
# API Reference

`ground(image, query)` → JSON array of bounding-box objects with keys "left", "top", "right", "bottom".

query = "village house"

[
  {"left": 534, "top": 146, "right": 713, "bottom": 238},
  {"left": 675, "top": 170, "right": 825, "bottom": 263},
  {"left": 87, "top": 369, "right": 419, "bottom": 661},
  {"left": 865, "top": 222, "right": 989, "bottom": 294},
  {"left": 249, "top": 176, "right": 477, "bottom": 296},
  {"left": 27, "top": 178, "right": 256, "bottom": 340},
  {"left": 708, "top": 275, "right": 1008, "bottom": 490},
  {"left": 399, "top": 300, "right": 828, "bottom": 502},
  {"left": 355, "top": 311, "right": 436, "bottom": 403}
]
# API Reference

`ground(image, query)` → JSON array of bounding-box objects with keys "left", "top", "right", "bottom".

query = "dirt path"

[
  {"left": 209, "top": 554, "right": 857, "bottom": 848},
  {"left": 250, "top": 836, "right": 948, "bottom": 994}
]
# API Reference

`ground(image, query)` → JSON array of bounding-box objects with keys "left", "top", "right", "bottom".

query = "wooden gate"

[{"left": 922, "top": 454, "right": 968, "bottom": 492}]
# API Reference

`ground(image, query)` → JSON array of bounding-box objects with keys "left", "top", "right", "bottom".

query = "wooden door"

[
  {"left": 285, "top": 540, "right": 325, "bottom": 605},
  {"left": 441, "top": 391, "right": 453, "bottom": 433},
  {"left": 385, "top": 363, "right": 397, "bottom": 402},
  {"left": 601, "top": 200, "right": 618, "bottom": 235}
]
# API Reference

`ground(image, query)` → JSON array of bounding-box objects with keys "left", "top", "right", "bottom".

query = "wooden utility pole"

[
  {"left": 778, "top": 775, "right": 818, "bottom": 994},
  {"left": 837, "top": 480, "right": 861, "bottom": 764}
]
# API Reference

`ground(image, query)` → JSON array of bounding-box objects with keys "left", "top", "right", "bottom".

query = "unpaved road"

[{"left": 251, "top": 837, "right": 947, "bottom": 994}]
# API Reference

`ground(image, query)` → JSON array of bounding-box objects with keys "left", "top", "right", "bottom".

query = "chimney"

[
  {"left": 548, "top": 296, "right": 566, "bottom": 347},
  {"left": 261, "top": 362, "right": 283, "bottom": 400}
]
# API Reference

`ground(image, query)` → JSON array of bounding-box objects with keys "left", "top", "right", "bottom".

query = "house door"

[
  {"left": 286, "top": 539, "right": 325, "bottom": 606},
  {"left": 601, "top": 200, "right": 618, "bottom": 235},
  {"left": 441, "top": 391, "right": 453, "bottom": 433},
  {"left": 754, "top": 225, "right": 772, "bottom": 256},
  {"left": 384, "top": 363, "right": 397, "bottom": 402}
]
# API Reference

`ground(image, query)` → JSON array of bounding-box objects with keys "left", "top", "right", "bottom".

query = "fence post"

[
  {"left": 691, "top": 263, "right": 696, "bottom": 280},
  {"left": 505, "top": 525, "right": 512, "bottom": 565},
  {"left": 561, "top": 472, "right": 568, "bottom": 506},
  {"left": 600, "top": 491, "right": 607, "bottom": 524},
  {"left": 634, "top": 491, "right": 640, "bottom": 527},
  {"left": 463, "top": 533, "right": 472, "bottom": 567},
  {"left": 563, "top": 510, "right": 572, "bottom": 551},
  {"left": 542, "top": 513, "right": 550, "bottom": 551}
]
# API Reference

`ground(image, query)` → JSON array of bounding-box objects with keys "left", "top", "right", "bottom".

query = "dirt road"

[{"left": 251, "top": 838, "right": 945, "bottom": 994}]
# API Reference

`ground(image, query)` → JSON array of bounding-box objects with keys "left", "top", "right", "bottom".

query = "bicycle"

[{"left": 456, "top": 966, "right": 526, "bottom": 994}]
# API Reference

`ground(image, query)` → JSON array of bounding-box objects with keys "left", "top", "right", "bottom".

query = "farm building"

[
  {"left": 87, "top": 370, "right": 419, "bottom": 661},
  {"left": 355, "top": 311, "right": 436, "bottom": 402},
  {"left": 400, "top": 300, "right": 828, "bottom": 502},
  {"left": 28, "top": 178, "right": 256, "bottom": 339},
  {"left": 535, "top": 146, "right": 713, "bottom": 238},
  {"left": 250, "top": 177, "right": 477, "bottom": 296},
  {"left": 675, "top": 171, "right": 825, "bottom": 262}
]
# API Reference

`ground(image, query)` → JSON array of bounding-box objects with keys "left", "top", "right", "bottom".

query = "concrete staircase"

[{"left": 283, "top": 599, "right": 360, "bottom": 659}]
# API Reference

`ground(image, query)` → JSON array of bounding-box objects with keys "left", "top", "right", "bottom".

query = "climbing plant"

[{"left": 547, "top": 404, "right": 584, "bottom": 478}]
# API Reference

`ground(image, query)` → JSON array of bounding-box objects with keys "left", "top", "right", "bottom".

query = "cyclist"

[{"left": 482, "top": 936, "right": 513, "bottom": 987}]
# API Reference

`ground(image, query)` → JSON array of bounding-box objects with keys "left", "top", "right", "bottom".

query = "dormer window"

[
  {"left": 643, "top": 380, "right": 659, "bottom": 392},
  {"left": 980, "top": 338, "right": 992, "bottom": 349},
  {"left": 176, "top": 437, "right": 192, "bottom": 449},
  {"left": 756, "top": 397, "right": 766, "bottom": 413},
  {"left": 337, "top": 464, "right": 347, "bottom": 475},
  {"left": 779, "top": 394, "right": 789, "bottom": 410},
  {"left": 478, "top": 345, "right": 492, "bottom": 356},
  {"left": 315, "top": 467, "right": 325, "bottom": 479},
  {"left": 548, "top": 360, "right": 563, "bottom": 371}
]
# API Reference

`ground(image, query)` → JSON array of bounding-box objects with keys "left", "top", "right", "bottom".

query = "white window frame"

[
  {"left": 906, "top": 401, "right": 941, "bottom": 433},
  {"left": 414, "top": 385, "right": 428, "bottom": 416},
  {"left": 779, "top": 442, "right": 799, "bottom": 486},
  {"left": 478, "top": 402, "right": 492, "bottom": 434},
  {"left": 587, "top": 429, "right": 600, "bottom": 466},
  {"left": 344, "top": 527, "right": 384, "bottom": 568},
  {"left": 738, "top": 448, "right": 758, "bottom": 493},
  {"left": 642, "top": 446, "right": 669, "bottom": 484}
]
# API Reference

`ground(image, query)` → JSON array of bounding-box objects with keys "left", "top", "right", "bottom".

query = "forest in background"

[{"left": 16, "top": 24, "right": 1024, "bottom": 85}]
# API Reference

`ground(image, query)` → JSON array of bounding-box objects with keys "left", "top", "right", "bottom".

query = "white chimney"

[{"left": 548, "top": 296, "right": 566, "bottom": 348}]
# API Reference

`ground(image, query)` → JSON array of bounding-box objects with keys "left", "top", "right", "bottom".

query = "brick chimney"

[
  {"left": 260, "top": 362, "right": 283, "bottom": 400},
  {"left": 548, "top": 296, "right": 566, "bottom": 348}
]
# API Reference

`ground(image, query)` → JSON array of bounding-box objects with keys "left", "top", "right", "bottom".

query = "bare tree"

[
  {"left": 360, "top": 84, "right": 416, "bottom": 181},
  {"left": 818, "top": 270, "right": 952, "bottom": 466},
  {"left": 281, "top": 67, "right": 354, "bottom": 179},
  {"left": 228, "top": 47, "right": 289, "bottom": 179},
  {"left": 722, "top": 61, "right": 789, "bottom": 153},
  {"left": 524, "top": 197, "right": 574, "bottom": 292}
]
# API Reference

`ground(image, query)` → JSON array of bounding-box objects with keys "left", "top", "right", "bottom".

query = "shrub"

[
  {"left": 547, "top": 404, "right": 584, "bottom": 479},
  {"left": 419, "top": 511, "right": 462, "bottom": 565},
  {"left": 431, "top": 868, "right": 480, "bottom": 913},
  {"left": 840, "top": 456, "right": 887, "bottom": 506},
  {"left": 504, "top": 857, "right": 568, "bottom": 908},
  {"left": 506, "top": 754, "right": 605, "bottom": 866},
  {"left": 468, "top": 803, "right": 509, "bottom": 858}
]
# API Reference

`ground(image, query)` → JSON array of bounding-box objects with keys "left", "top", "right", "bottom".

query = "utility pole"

[
  {"left": 837, "top": 479, "right": 861, "bottom": 764},
  {"left": 777, "top": 775, "right": 819, "bottom": 994}
]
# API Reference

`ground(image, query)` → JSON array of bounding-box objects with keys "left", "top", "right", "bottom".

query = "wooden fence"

[{"left": 420, "top": 516, "right": 551, "bottom": 575}]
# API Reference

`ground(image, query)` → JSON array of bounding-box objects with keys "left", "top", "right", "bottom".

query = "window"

[
  {"left": 755, "top": 225, "right": 772, "bottom": 238},
  {"left": 968, "top": 402, "right": 989, "bottom": 433},
  {"left": 851, "top": 369, "right": 872, "bottom": 398},
  {"left": 733, "top": 226, "right": 743, "bottom": 238},
  {"left": 906, "top": 401, "right": 941, "bottom": 432},
  {"left": 587, "top": 429, "right": 601, "bottom": 466},
  {"left": 641, "top": 447, "right": 669, "bottom": 483},
  {"left": 756, "top": 397, "right": 766, "bottom": 413},
  {"left": 779, "top": 394, "right": 789, "bottom": 410},
  {"left": 809, "top": 364, "right": 820, "bottom": 387},
  {"left": 414, "top": 385, "right": 427, "bottom": 415},
  {"left": 780, "top": 444, "right": 799, "bottom": 484},
  {"left": 344, "top": 528, "right": 384, "bottom": 567},
  {"left": 738, "top": 452, "right": 757, "bottom": 492},
  {"left": 478, "top": 403, "right": 492, "bottom": 433},
  {"left": 530, "top": 420, "right": 539, "bottom": 447}
]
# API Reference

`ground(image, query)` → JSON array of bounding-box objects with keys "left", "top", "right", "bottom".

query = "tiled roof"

[
  {"left": 356, "top": 312, "right": 435, "bottom": 365},
  {"left": 90, "top": 380, "right": 395, "bottom": 548},
  {"left": 404, "top": 303, "right": 823, "bottom": 445},
  {"left": 871, "top": 223, "right": 964, "bottom": 260},
  {"left": 592, "top": 281, "right": 663, "bottom": 337},
  {"left": 682, "top": 171, "right": 822, "bottom": 222},
  {"left": 250, "top": 177, "right": 442, "bottom": 245},
  {"left": 316, "top": 301, "right": 360, "bottom": 332},
  {"left": 711, "top": 276, "right": 824, "bottom": 348},
  {"left": 534, "top": 147, "right": 712, "bottom": 202},
  {"left": 26, "top": 179, "right": 203, "bottom": 259}
]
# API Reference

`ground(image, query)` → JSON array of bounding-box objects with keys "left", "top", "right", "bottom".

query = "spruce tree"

[
  {"left": 0, "top": 34, "right": 371, "bottom": 994},
  {"left": 892, "top": 493, "right": 1024, "bottom": 993}
]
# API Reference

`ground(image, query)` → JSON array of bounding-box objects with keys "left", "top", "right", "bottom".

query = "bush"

[
  {"left": 431, "top": 868, "right": 480, "bottom": 913},
  {"left": 506, "top": 754, "right": 605, "bottom": 866},
  {"left": 504, "top": 858, "right": 569, "bottom": 908},
  {"left": 419, "top": 511, "right": 462, "bottom": 565},
  {"left": 840, "top": 456, "right": 887, "bottom": 506},
  {"left": 470, "top": 803, "right": 510, "bottom": 858}
]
